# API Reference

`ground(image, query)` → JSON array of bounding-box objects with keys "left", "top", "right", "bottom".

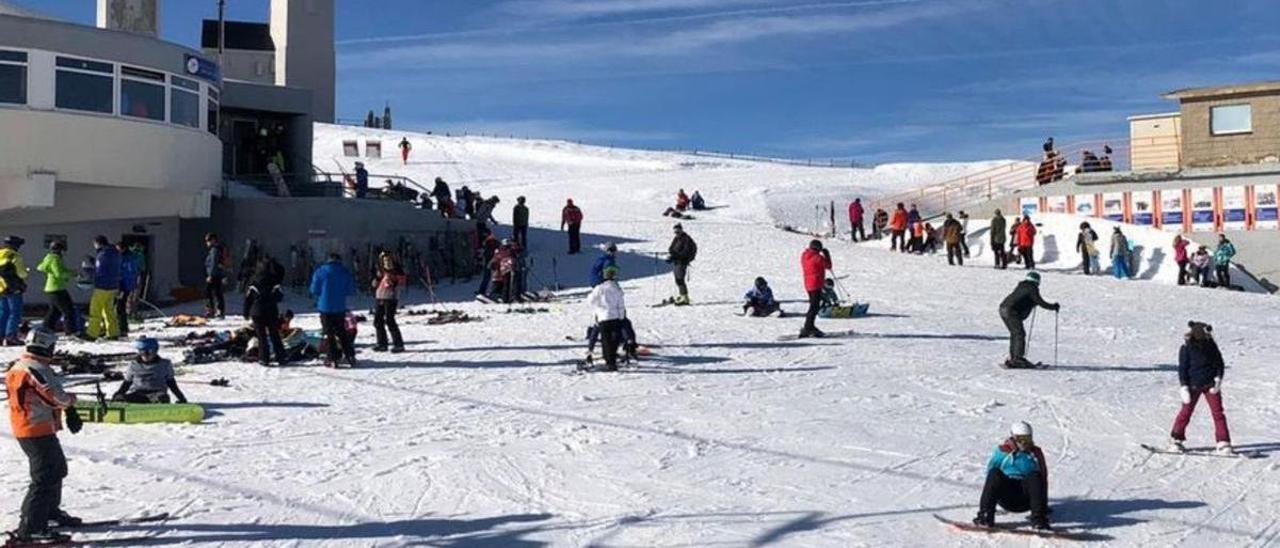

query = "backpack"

[{"left": 0, "top": 261, "right": 25, "bottom": 294}]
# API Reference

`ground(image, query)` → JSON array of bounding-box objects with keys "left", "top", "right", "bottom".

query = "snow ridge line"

[{"left": 300, "top": 369, "right": 978, "bottom": 489}]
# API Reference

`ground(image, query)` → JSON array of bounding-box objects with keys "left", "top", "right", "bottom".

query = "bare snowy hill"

[{"left": 1, "top": 125, "right": 1276, "bottom": 547}]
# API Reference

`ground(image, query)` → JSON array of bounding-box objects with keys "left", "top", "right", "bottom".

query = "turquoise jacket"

[
  {"left": 1213, "top": 242, "right": 1236, "bottom": 266},
  {"left": 986, "top": 440, "right": 1047, "bottom": 481}
]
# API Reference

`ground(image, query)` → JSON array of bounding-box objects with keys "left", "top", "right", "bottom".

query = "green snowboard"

[{"left": 74, "top": 401, "right": 205, "bottom": 424}]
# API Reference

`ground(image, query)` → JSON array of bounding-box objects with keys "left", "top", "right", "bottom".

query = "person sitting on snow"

[
  {"left": 112, "top": 337, "right": 187, "bottom": 404},
  {"left": 817, "top": 278, "right": 840, "bottom": 317},
  {"left": 742, "top": 277, "right": 781, "bottom": 317},
  {"left": 675, "top": 189, "right": 691, "bottom": 211},
  {"left": 690, "top": 191, "right": 707, "bottom": 211},
  {"left": 973, "top": 421, "right": 1051, "bottom": 531}
]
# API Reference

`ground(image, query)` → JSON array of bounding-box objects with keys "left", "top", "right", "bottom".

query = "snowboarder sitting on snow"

[
  {"left": 589, "top": 243, "right": 618, "bottom": 287},
  {"left": 817, "top": 278, "right": 840, "bottom": 317},
  {"left": 112, "top": 337, "right": 186, "bottom": 404},
  {"left": 1168, "top": 321, "right": 1234, "bottom": 455},
  {"left": 690, "top": 191, "right": 707, "bottom": 211},
  {"left": 586, "top": 266, "right": 628, "bottom": 371},
  {"left": 974, "top": 421, "right": 1051, "bottom": 531},
  {"left": 675, "top": 189, "right": 691, "bottom": 211},
  {"left": 742, "top": 277, "right": 781, "bottom": 317},
  {"left": 998, "top": 271, "right": 1059, "bottom": 369}
]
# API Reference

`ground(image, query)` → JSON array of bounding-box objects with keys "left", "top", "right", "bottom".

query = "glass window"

[
  {"left": 171, "top": 75, "right": 199, "bottom": 92},
  {"left": 1211, "top": 104, "right": 1252, "bottom": 135},
  {"left": 207, "top": 99, "right": 219, "bottom": 135},
  {"left": 171, "top": 89, "right": 199, "bottom": 128},
  {"left": 56, "top": 56, "right": 112, "bottom": 73},
  {"left": 122, "top": 66, "right": 164, "bottom": 82},
  {"left": 0, "top": 51, "right": 27, "bottom": 63},
  {"left": 56, "top": 70, "right": 113, "bottom": 113},
  {"left": 0, "top": 64, "right": 24, "bottom": 105},
  {"left": 121, "top": 79, "right": 165, "bottom": 121}
]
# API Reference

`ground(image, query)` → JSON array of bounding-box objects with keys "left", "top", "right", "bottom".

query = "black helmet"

[
  {"left": 754, "top": 277, "right": 767, "bottom": 287},
  {"left": 809, "top": 239, "right": 822, "bottom": 250}
]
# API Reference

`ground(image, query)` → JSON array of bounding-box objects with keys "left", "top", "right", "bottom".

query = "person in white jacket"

[{"left": 586, "top": 266, "right": 626, "bottom": 371}]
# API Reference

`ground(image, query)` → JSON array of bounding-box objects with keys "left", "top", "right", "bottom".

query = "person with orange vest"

[
  {"left": 561, "top": 199, "right": 584, "bottom": 254},
  {"left": 6, "top": 326, "right": 82, "bottom": 544},
  {"left": 889, "top": 203, "right": 909, "bottom": 252},
  {"left": 800, "top": 240, "right": 833, "bottom": 338},
  {"left": 1015, "top": 216, "right": 1038, "bottom": 269}
]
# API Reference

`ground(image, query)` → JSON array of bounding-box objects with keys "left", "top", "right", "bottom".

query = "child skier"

[
  {"left": 973, "top": 421, "right": 1051, "bottom": 531},
  {"left": 112, "top": 337, "right": 187, "bottom": 404},
  {"left": 585, "top": 266, "right": 627, "bottom": 371},
  {"left": 818, "top": 278, "right": 840, "bottom": 317},
  {"left": 742, "top": 277, "right": 781, "bottom": 317},
  {"left": 1168, "top": 321, "right": 1233, "bottom": 455}
]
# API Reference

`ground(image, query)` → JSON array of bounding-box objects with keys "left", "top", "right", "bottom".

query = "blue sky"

[{"left": 15, "top": 0, "right": 1280, "bottom": 163}]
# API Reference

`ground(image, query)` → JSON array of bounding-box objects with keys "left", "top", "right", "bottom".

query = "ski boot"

[
  {"left": 390, "top": 344, "right": 405, "bottom": 354},
  {"left": 345, "top": 356, "right": 358, "bottom": 369},
  {"left": 372, "top": 344, "right": 388, "bottom": 352},
  {"left": 972, "top": 511, "right": 994, "bottom": 528},
  {"left": 1166, "top": 438, "right": 1186, "bottom": 453},
  {"left": 1215, "top": 441, "right": 1235, "bottom": 456},
  {"left": 625, "top": 343, "right": 639, "bottom": 362},
  {"left": 1030, "top": 515, "right": 1052, "bottom": 531},
  {"left": 673, "top": 294, "right": 690, "bottom": 306},
  {"left": 48, "top": 510, "right": 82, "bottom": 528}
]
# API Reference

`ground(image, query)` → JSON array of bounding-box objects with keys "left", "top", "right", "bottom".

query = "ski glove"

[
  {"left": 1209, "top": 377, "right": 1222, "bottom": 395},
  {"left": 65, "top": 407, "right": 83, "bottom": 434},
  {"left": 1179, "top": 386, "right": 1192, "bottom": 405}
]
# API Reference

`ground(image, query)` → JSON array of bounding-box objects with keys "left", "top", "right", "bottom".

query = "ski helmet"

[
  {"left": 754, "top": 277, "right": 767, "bottom": 288},
  {"left": 809, "top": 239, "right": 822, "bottom": 250},
  {"left": 605, "top": 242, "right": 617, "bottom": 253},
  {"left": 1025, "top": 271, "right": 1041, "bottom": 285},
  {"left": 1010, "top": 421, "right": 1033, "bottom": 438},
  {"left": 24, "top": 326, "right": 57, "bottom": 356},
  {"left": 135, "top": 337, "right": 160, "bottom": 354},
  {"left": 602, "top": 266, "right": 620, "bottom": 280}
]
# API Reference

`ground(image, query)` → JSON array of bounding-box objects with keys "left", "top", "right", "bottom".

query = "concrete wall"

[
  {"left": 1180, "top": 93, "right": 1280, "bottom": 168},
  {"left": 0, "top": 215, "right": 183, "bottom": 306},
  {"left": 206, "top": 47, "right": 274, "bottom": 84},
  {"left": 271, "top": 0, "right": 334, "bottom": 123},
  {"left": 1129, "top": 113, "right": 1181, "bottom": 171},
  {"left": 0, "top": 107, "right": 221, "bottom": 195}
]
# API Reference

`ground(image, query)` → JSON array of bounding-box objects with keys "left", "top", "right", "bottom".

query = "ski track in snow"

[{"left": 1, "top": 124, "right": 1277, "bottom": 546}]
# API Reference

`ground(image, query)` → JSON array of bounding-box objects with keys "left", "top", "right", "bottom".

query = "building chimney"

[{"left": 96, "top": 0, "right": 160, "bottom": 38}]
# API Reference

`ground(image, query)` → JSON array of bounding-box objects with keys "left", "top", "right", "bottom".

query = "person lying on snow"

[
  {"left": 742, "top": 277, "right": 781, "bottom": 317},
  {"left": 112, "top": 337, "right": 186, "bottom": 404},
  {"left": 973, "top": 421, "right": 1051, "bottom": 531}
]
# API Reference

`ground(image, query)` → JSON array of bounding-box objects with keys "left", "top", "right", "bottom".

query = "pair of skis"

[{"left": 4, "top": 513, "right": 171, "bottom": 547}]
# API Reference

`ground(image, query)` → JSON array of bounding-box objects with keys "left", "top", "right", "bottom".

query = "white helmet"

[
  {"left": 1011, "top": 421, "right": 1033, "bottom": 438},
  {"left": 25, "top": 326, "right": 58, "bottom": 355}
]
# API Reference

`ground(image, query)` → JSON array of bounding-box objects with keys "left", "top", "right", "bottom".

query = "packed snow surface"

[{"left": 2, "top": 125, "right": 1277, "bottom": 547}]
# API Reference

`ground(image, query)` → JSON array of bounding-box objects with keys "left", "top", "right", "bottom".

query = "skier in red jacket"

[
  {"left": 800, "top": 240, "right": 832, "bottom": 338},
  {"left": 848, "top": 198, "right": 866, "bottom": 242},
  {"left": 1015, "top": 217, "right": 1038, "bottom": 269},
  {"left": 561, "top": 199, "right": 584, "bottom": 254}
]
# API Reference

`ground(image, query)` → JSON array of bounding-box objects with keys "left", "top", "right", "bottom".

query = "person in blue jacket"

[
  {"left": 589, "top": 242, "right": 618, "bottom": 287},
  {"left": 115, "top": 242, "right": 140, "bottom": 337},
  {"left": 310, "top": 253, "right": 357, "bottom": 367},
  {"left": 974, "top": 421, "right": 1051, "bottom": 530},
  {"left": 85, "top": 235, "right": 122, "bottom": 340},
  {"left": 742, "top": 277, "right": 780, "bottom": 317}
]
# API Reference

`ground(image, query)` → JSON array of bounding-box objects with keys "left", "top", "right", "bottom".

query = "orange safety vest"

[{"left": 6, "top": 354, "right": 75, "bottom": 439}]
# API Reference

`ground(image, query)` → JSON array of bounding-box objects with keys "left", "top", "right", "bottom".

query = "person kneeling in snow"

[
  {"left": 112, "top": 337, "right": 186, "bottom": 404},
  {"left": 974, "top": 421, "right": 1051, "bottom": 531},
  {"left": 1168, "top": 321, "right": 1233, "bottom": 455},
  {"left": 742, "top": 277, "right": 781, "bottom": 317},
  {"left": 586, "top": 266, "right": 628, "bottom": 371}
]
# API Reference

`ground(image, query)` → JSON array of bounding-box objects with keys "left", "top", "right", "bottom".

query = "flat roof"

[
  {"left": 1127, "top": 112, "right": 1180, "bottom": 122},
  {"left": 1163, "top": 81, "right": 1280, "bottom": 100}
]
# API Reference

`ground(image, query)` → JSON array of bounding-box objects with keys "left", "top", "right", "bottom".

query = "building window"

[
  {"left": 1211, "top": 104, "right": 1252, "bottom": 135},
  {"left": 0, "top": 50, "right": 27, "bottom": 105},
  {"left": 207, "top": 99, "right": 219, "bottom": 135},
  {"left": 120, "top": 66, "right": 166, "bottom": 121},
  {"left": 55, "top": 56, "right": 113, "bottom": 113},
  {"left": 170, "top": 75, "right": 200, "bottom": 128}
]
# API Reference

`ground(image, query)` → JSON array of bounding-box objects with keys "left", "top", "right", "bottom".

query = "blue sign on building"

[{"left": 184, "top": 54, "right": 220, "bottom": 83}]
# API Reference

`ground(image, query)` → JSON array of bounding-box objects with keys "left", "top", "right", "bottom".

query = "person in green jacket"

[
  {"left": 37, "top": 241, "right": 79, "bottom": 335},
  {"left": 1212, "top": 234, "right": 1236, "bottom": 288}
]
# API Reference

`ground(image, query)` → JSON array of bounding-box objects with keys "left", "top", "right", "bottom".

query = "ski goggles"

[{"left": 1013, "top": 435, "right": 1033, "bottom": 445}]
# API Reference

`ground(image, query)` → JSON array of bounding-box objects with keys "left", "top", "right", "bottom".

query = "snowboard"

[
  {"left": 74, "top": 401, "right": 205, "bottom": 424},
  {"left": 1139, "top": 443, "right": 1262, "bottom": 459},
  {"left": 934, "top": 514, "right": 1098, "bottom": 541},
  {"left": 776, "top": 329, "right": 859, "bottom": 342}
]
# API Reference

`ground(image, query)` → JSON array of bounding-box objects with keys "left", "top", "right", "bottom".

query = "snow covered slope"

[{"left": 1, "top": 126, "right": 1277, "bottom": 547}]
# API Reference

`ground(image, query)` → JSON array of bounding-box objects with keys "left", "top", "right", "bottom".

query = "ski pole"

[
  {"left": 1027, "top": 308, "right": 1037, "bottom": 357},
  {"left": 1054, "top": 309, "right": 1059, "bottom": 367}
]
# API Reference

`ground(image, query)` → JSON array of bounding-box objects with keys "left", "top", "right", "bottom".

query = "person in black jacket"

[
  {"left": 1075, "top": 222, "right": 1099, "bottom": 275},
  {"left": 667, "top": 224, "right": 698, "bottom": 305},
  {"left": 1168, "top": 321, "right": 1233, "bottom": 454},
  {"left": 998, "top": 271, "right": 1059, "bottom": 368},
  {"left": 243, "top": 259, "right": 286, "bottom": 366}
]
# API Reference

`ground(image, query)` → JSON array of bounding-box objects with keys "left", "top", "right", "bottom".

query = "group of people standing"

[{"left": 0, "top": 234, "right": 147, "bottom": 347}]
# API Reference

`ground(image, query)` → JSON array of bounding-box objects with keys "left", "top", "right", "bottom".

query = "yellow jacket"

[{"left": 0, "top": 248, "right": 28, "bottom": 294}]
